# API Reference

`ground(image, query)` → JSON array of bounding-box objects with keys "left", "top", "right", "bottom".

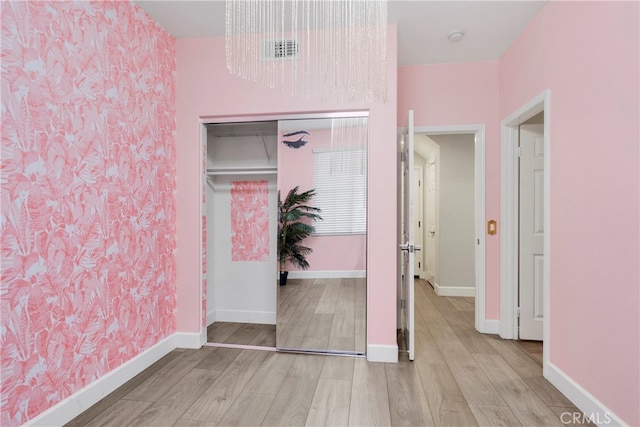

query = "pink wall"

[
  {"left": 278, "top": 127, "right": 366, "bottom": 272},
  {"left": 397, "top": 61, "right": 501, "bottom": 319},
  {"left": 176, "top": 28, "right": 398, "bottom": 347},
  {"left": 500, "top": 2, "right": 639, "bottom": 424},
  {"left": 0, "top": 2, "right": 176, "bottom": 425}
]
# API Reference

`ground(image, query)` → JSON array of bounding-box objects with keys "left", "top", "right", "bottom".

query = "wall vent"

[{"left": 263, "top": 39, "right": 299, "bottom": 60}]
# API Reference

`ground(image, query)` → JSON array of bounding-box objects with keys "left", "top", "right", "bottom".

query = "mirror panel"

[{"left": 276, "top": 116, "right": 367, "bottom": 354}]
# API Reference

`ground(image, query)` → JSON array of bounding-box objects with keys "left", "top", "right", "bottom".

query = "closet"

[
  {"left": 205, "top": 121, "right": 278, "bottom": 345},
  {"left": 204, "top": 114, "right": 368, "bottom": 355}
]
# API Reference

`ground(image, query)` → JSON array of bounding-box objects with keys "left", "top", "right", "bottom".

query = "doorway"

[
  {"left": 413, "top": 125, "right": 487, "bottom": 334},
  {"left": 518, "top": 113, "right": 544, "bottom": 341},
  {"left": 500, "top": 90, "right": 550, "bottom": 373},
  {"left": 204, "top": 120, "right": 279, "bottom": 349}
]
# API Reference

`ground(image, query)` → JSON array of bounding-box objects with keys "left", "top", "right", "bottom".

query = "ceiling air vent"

[{"left": 263, "top": 39, "right": 299, "bottom": 60}]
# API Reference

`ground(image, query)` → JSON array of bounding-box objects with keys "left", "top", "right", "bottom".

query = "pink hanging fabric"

[{"left": 230, "top": 181, "right": 270, "bottom": 261}]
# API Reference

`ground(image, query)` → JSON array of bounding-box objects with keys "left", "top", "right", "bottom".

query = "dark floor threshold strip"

[
  {"left": 205, "top": 342, "right": 367, "bottom": 358},
  {"left": 276, "top": 347, "right": 366, "bottom": 358},
  {"left": 205, "top": 342, "right": 366, "bottom": 358}
]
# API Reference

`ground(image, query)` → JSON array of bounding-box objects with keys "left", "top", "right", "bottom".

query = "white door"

[
  {"left": 399, "top": 110, "right": 415, "bottom": 360},
  {"left": 519, "top": 124, "right": 544, "bottom": 340},
  {"left": 425, "top": 149, "right": 439, "bottom": 286}
]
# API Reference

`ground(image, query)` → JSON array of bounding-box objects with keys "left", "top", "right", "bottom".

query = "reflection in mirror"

[{"left": 277, "top": 115, "right": 368, "bottom": 355}]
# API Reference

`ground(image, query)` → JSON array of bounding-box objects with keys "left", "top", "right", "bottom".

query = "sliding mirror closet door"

[
  {"left": 205, "top": 121, "right": 278, "bottom": 347},
  {"left": 276, "top": 116, "right": 367, "bottom": 355}
]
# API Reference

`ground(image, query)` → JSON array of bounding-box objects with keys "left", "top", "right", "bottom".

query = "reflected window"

[{"left": 313, "top": 148, "right": 366, "bottom": 235}]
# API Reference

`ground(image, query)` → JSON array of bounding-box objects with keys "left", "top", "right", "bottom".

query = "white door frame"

[
  {"left": 499, "top": 90, "right": 550, "bottom": 374},
  {"left": 414, "top": 124, "right": 487, "bottom": 334}
]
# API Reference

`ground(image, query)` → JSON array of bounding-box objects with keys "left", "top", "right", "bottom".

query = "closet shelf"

[{"left": 206, "top": 166, "right": 277, "bottom": 176}]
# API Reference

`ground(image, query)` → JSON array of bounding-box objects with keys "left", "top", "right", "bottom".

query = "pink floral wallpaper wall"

[
  {"left": 230, "top": 181, "right": 270, "bottom": 261},
  {"left": 0, "top": 2, "right": 177, "bottom": 425}
]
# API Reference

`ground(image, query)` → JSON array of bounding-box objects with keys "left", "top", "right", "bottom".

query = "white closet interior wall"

[{"left": 205, "top": 122, "right": 278, "bottom": 326}]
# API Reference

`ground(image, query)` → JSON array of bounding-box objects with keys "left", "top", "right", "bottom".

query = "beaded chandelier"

[{"left": 225, "top": 0, "right": 388, "bottom": 104}]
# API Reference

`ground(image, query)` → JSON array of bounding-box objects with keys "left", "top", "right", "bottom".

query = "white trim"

[
  {"left": 367, "top": 344, "right": 398, "bottom": 363},
  {"left": 413, "top": 162, "right": 426, "bottom": 279},
  {"left": 546, "top": 362, "right": 626, "bottom": 427},
  {"left": 207, "top": 309, "right": 216, "bottom": 327},
  {"left": 480, "top": 319, "right": 500, "bottom": 334},
  {"left": 173, "top": 332, "right": 204, "bottom": 349},
  {"left": 214, "top": 310, "right": 276, "bottom": 325},
  {"left": 499, "top": 91, "right": 550, "bottom": 379},
  {"left": 434, "top": 283, "right": 475, "bottom": 297},
  {"left": 287, "top": 270, "right": 366, "bottom": 279},
  {"left": 200, "top": 111, "right": 369, "bottom": 125},
  {"left": 26, "top": 336, "right": 176, "bottom": 427},
  {"left": 200, "top": 123, "right": 208, "bottom": 348},
  {"left": 200, "top": 326, "right": 207, "bottom": 346},
  {"left": 413, "top": 124, "right": 486, "bottom": 334}
]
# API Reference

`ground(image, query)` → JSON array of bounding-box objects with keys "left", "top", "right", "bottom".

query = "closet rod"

[{"left": 206, "top": 168, "right": 277, "bottom": 176}]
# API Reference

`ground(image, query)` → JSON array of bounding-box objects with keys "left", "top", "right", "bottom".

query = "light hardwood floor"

[
  {"left": 67, "top": 279, "right": 591, "bottom": 426},
  {"left": 208, "top": 322, "right": 276, "bottom": 347}
]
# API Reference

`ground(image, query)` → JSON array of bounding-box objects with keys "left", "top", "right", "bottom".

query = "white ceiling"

[{"left": 134, "top": 0, "right": 547, "bottom": 66}]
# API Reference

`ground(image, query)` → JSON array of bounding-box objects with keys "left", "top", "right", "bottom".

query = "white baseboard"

[
  {"left": 214, "top": 310, "right": 276, "bottom": 325},
  {"left": 367, "top": 344, "right": 398, "bottom": 363},
  {"left": 173, "top": 332, "right": 204, "bottom": 349},
  {"left": 207, "top": 310, "right": 216, "bottom": 326},
  {"left": 434, "top": 283, "right": 475, "bottom": 297},
  {"left": 26, "top": 335, "right": 176, "bottom": 427},
  {"left": 478, "top": 319, "right": 500, "bottom": 334},
  {"left": 287, "top": 270, "right": 366, "bottom": 279},
  {"left": 546, "top": 362, "right": 626, "bottom": 426}
]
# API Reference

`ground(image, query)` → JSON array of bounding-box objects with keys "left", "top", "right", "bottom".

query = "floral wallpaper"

[
  {"left": 230, "top": 181, "right": 270, "bottom": 261},
  {"left": 0, "top": 2, "right": 177, "bottom": 425}
]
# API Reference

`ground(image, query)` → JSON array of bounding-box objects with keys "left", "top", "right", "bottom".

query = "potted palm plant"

[{"left": 278, "top": 186, "right": 322, "bottom": 286}]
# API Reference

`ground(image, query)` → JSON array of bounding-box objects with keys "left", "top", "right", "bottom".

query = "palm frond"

[{"left": 278, "top": 186, "right": 323, "bottom": 271}]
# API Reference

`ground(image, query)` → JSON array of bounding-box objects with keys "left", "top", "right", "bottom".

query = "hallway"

[{"left": 66, "top": 280, "right": 588, "bottom": 426}]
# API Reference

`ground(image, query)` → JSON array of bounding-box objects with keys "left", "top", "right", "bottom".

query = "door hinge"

[
  {"left": 400, "top": 299, "right": 406, "bottom": 309},
  {"left": 516, "top": 307, "right": 521, "bottom": 318},
  {"left": 515, "top": 146, "right": 522, "bottom": 157},
  {"left": 418, "top": 261, "right": 421, "bottom": 269}
]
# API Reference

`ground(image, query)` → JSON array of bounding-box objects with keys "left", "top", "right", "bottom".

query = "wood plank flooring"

[
  {"left": 67, "top": 279, "right": 591, "bottom": 427},
  {"left": 207, "top": 322, "right": 276, "bottom": 347}
]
